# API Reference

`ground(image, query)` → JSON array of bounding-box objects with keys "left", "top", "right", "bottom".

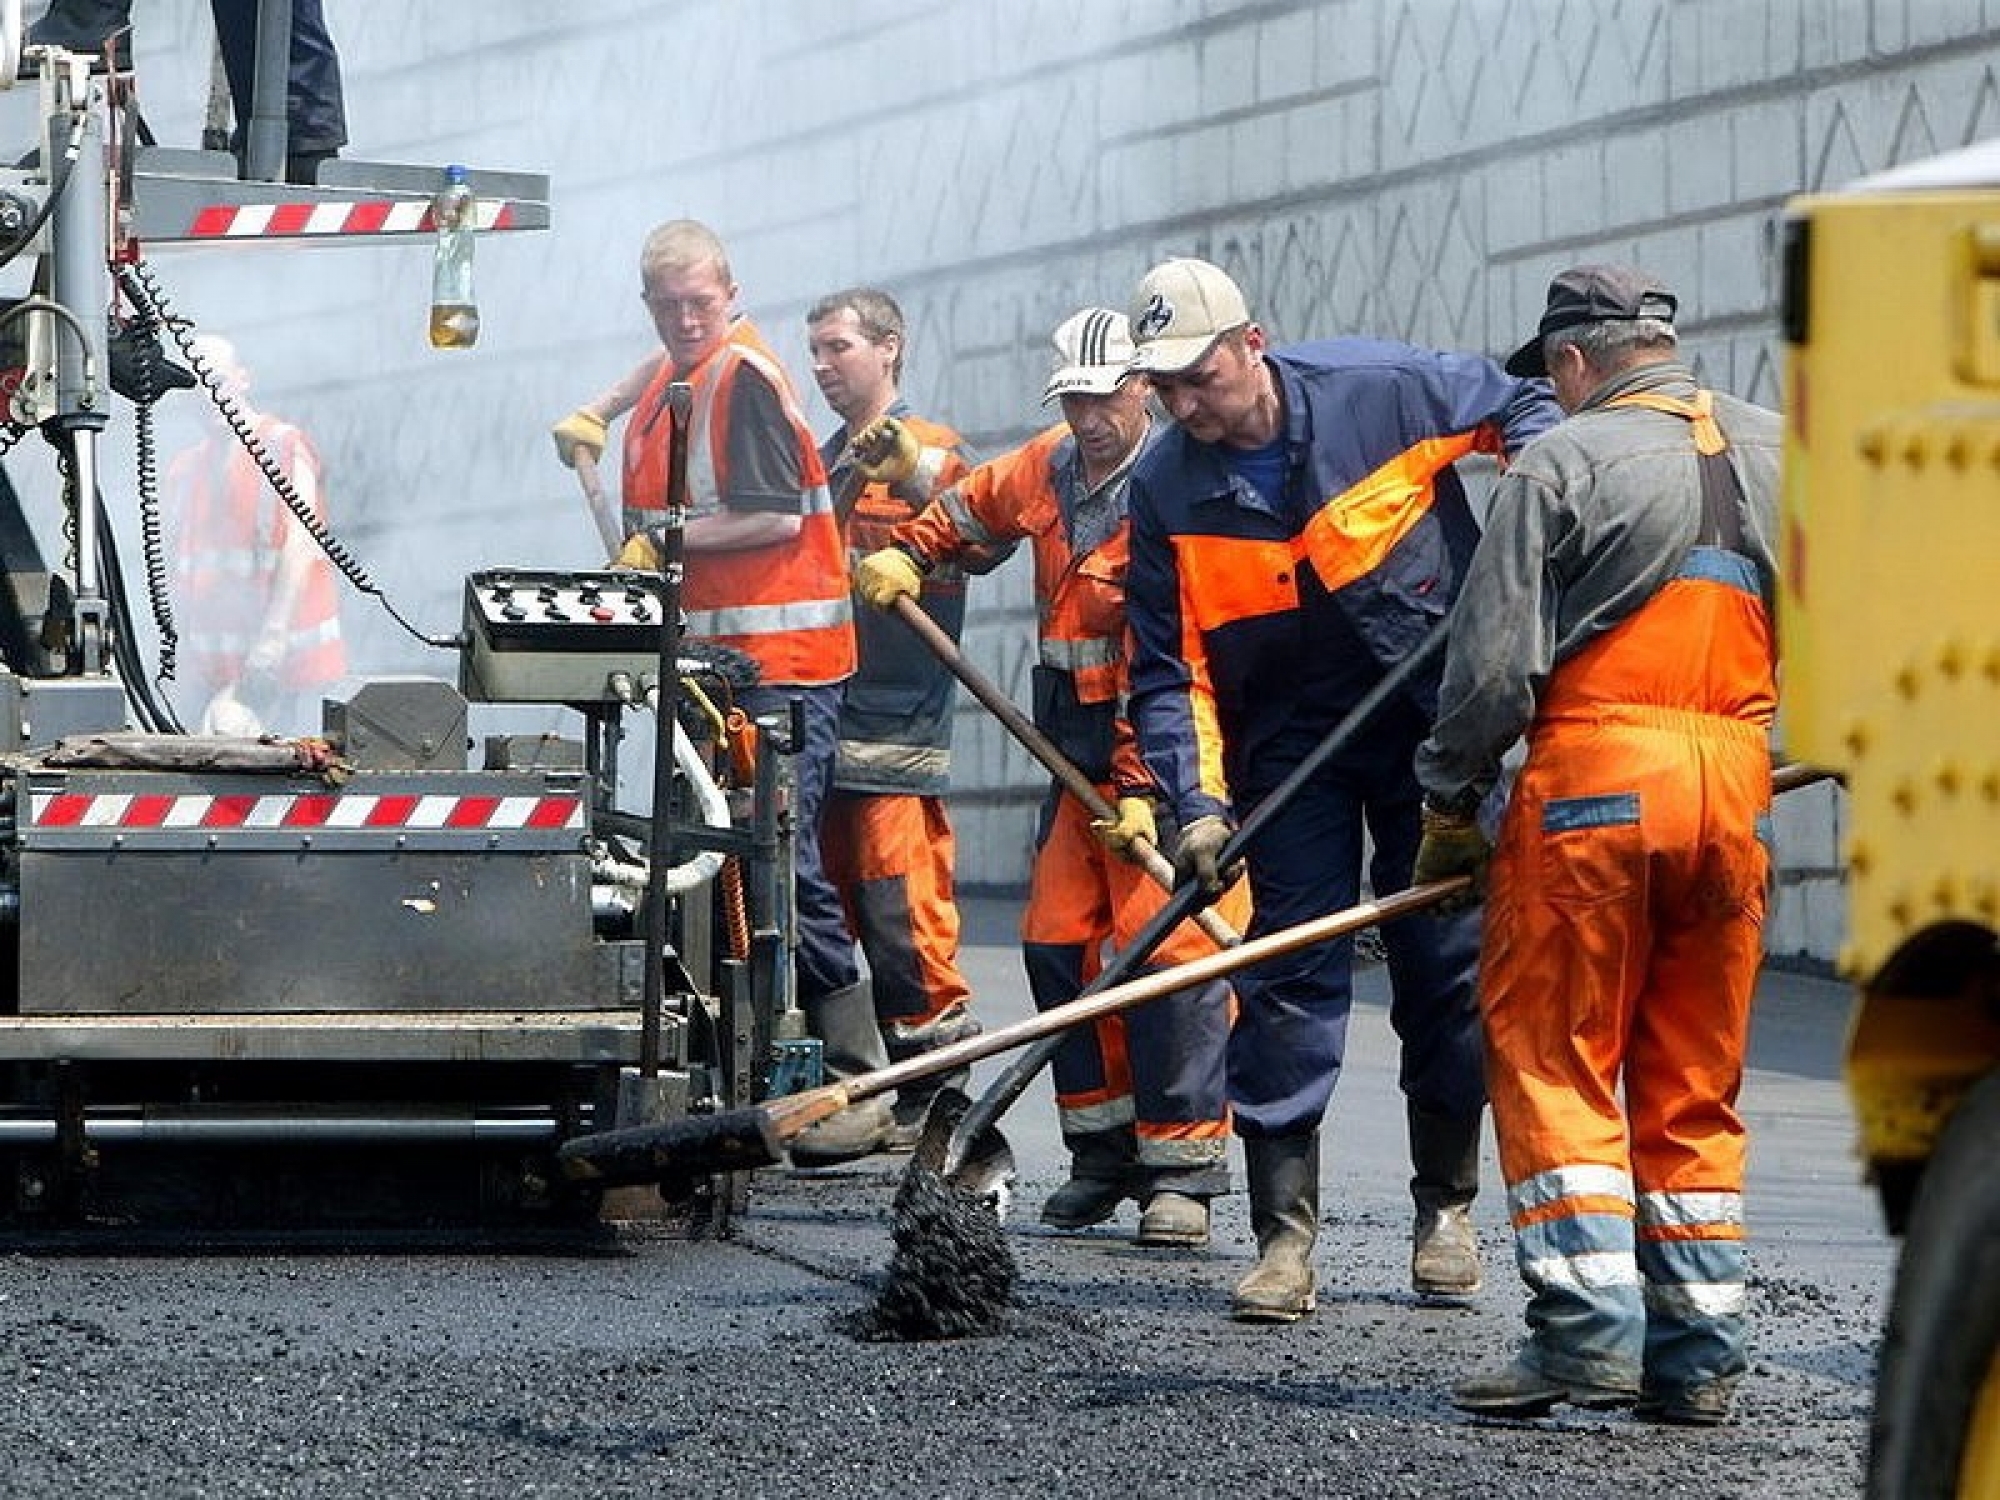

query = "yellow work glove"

[
  {"left": 852, "top": 415, "right": 921, "bottom": 485},
  {"left": 1172, "top": 813, "right": 1240, "bottom": 897},
  {"left": 1412, "top": 801, "right": 1492, "bottom": 911},
  {"left": 550, "top": 408, "right": 608, "bottom": 469},
  {"left": 614, "top": 529, "right": 662, "bottom": 571},
  {"left": 1091, "top": 795, "right": 1158, "bottom": 863},
  {"left": 853, "top": 546, "right": 925, "bottom": 610}
]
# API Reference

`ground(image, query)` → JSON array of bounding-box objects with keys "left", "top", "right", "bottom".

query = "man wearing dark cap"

[
  {"left": 1121, "top": 258, "right": 1562, "bottom": 1322},
  {"left": 1413, "top": 265, "right": 1782, "bottom": 1426}
]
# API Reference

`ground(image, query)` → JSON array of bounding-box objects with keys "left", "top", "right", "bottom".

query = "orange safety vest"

[
  {"left": 168, "top": 416, "right": 346, "bottom": 691},
  {"left": 620, "top": 320, "right": 855, "bottom": 687}
]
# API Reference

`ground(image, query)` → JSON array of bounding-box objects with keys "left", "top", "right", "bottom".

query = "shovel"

[
  {"left": 931, "top": 617, "right": 1456, "bottom": 1179},
  {"left": 887, "top": 593, "right": 1240, "bottom": 950},
  {"left": 559, "top": 758, "right": 1835, "bottom": 1188},
  {"left": 573, "top": 449, "right": 624, "bottom": 558},
  {"left": 554, "top": 875, "right": 1469, "bottom": 1188},
  {"left": 560, "top": 617, "right": 1459, "bottom": 1192}
]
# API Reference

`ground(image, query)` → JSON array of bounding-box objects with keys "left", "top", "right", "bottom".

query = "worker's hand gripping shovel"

[{"left": 885, "top": 593, "right": 1242, "bottom": 952}]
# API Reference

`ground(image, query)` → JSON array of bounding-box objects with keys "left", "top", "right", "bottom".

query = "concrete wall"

[{"left": 11, "top": 1, "right": 2000, "bottom": 962}]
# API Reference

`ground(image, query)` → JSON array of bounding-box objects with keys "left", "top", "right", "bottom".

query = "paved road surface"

[{"left": 0, "top": 899, "right": 1892, "bottom": 1498}]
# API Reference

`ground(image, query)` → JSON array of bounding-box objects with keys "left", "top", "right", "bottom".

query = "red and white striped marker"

[
  {"left": 183, "top": 197, "right": 519, "bottom": 241},
  {"left": 30, "top": 789, "right": 582, "bottom": 832}
]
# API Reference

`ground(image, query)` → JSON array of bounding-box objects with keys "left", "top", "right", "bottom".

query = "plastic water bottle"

[{"left": 429, "top": 164, "right": 480, "bottom": 349}]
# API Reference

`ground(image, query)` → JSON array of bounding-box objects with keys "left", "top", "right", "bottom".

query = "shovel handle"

[
  {"left": 574, "top": 449, "right": 625, "bottom": 558},
  {"left": 888, "top": 594, "right": 1240, "bottom": 949}
]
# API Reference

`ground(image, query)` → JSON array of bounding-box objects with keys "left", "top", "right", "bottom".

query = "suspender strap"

[{"left": 1606, "top": 385, "right": 1744, "bottom": 548}]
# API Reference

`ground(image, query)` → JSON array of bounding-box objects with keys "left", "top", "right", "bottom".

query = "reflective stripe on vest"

[{"left": 619, "top": 322, "right": 854, "bottom": 685}]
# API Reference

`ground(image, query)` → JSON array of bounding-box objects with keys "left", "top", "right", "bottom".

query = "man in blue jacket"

[{"left": 1122, "top": 257, "right": 1560, "bottom": 1323}]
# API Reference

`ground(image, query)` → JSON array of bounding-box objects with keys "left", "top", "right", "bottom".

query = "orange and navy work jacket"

[
  {"left": 168, "top": 415, "right": 346, "bottom": 691},
  {"left": 621, "top": 318, "right": 855, "bottom": 688},
  {"left": 1125, "top": 338, "right": 1559, "bottom": 823},
  {"left": 824, "top": 403, "right": 979, "bottom": 796},
  {"left": 897, "top": 421, "right": 1159, "bottom": 793}
]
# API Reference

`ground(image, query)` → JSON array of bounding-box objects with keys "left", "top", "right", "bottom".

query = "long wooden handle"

[
  {"left": 574, "top": 449, "right": 624, "bottom": 558},
  {"left": 770, "top": 876, "right": 1466, "bottom": 1134},
  {"left": 888, "top": 593, "right": 1241, "bottom": 949}
]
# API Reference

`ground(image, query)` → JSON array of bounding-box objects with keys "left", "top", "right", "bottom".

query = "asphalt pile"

[{"left": 850, "top": 1161, "right": 1015, "bottom": 1341}]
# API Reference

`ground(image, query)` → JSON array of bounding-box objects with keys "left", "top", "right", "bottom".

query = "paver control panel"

[{"left": 459, "top": 569, "right": 674, "bottom": 703}]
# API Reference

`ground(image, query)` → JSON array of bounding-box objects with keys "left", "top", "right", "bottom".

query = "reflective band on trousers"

[
  {"left": 1058, "top": 1095, "right": 1136, "bottom": 1135},
  {"left": 1637, "top": 1189, "right": 1743, "bottom": 1230},
  {"left": 1521, "top": 1247, "right": 1643, "bottom": 1291},
  {"left": 1643, "top": 1279, "right": 1748, "bottom": 1319},
  {"left": 1508, "top": 1162, "right": 1635, "bottom": 1217}
]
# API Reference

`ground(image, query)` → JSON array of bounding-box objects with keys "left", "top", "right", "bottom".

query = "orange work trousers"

[
  {"left": 1021, "top": 787, "right": 1248, "bottom": 1187},
  {"left": 822, "top": 790, "right": 971, "bottom": 1031},
  {"left": 1482, "top": 562, "right": 1775, "bottom": 1397}
]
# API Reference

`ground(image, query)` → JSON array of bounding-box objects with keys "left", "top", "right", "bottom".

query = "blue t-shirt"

[{"left": 1221, "top": 434, "right": 1288, "bottom": 513}]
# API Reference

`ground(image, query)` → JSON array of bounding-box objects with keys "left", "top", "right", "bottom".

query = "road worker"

[
  {"left": 168, "top": 333, "right": 345, "bottom": 736},
  {"left": 853, "top": 308, "right": 1248, "bottom": 1247},
  {"left": 806, "top": 286, "right": 996, "bottom": 1152},
  {"left": 550, "top": 220, "right": 879, "bottom": 1165},
  {"left": 1415, "top": 266, "right": 1781, "bottom": 1426},
  {"left": 1121, "top": 258, "right": 1561, "bottom": 1319}
]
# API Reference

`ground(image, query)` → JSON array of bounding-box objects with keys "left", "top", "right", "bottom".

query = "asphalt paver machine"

[{"left": 0, "top": 14, "right": 799, "bottom": 1240}]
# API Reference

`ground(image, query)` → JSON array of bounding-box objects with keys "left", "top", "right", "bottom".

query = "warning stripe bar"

[
  {"left": 184, "top": 198, "right": 518, "bottom": 240},
  {"left": 30, "top": 791, "right": 583, "bottom": 832}
]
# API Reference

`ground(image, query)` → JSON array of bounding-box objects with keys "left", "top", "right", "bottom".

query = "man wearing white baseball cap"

[
  {"left": 1121, "top": 256, "right": 1563, "bottom": 1322},
  {"left": 851, "top": 308, "right": 1249, "bottom": 1248}
]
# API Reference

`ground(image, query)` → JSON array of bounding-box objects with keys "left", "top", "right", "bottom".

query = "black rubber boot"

[{"left": 1232, "top": 1133, "right": 1319, "bottom": 1323}]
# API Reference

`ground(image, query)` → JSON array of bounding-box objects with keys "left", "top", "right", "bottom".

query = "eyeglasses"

[{"left": 642, "top": 291, "right": 727, "bottom": 318}]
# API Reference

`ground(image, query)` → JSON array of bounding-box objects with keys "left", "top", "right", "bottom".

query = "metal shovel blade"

[{"left": 910, "top": 1086, "right": 1015, "bottom": 1220}]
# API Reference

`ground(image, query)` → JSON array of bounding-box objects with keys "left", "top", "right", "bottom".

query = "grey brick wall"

[{"left": 23, "top": 1, "right": 2000, "bottom": 962}]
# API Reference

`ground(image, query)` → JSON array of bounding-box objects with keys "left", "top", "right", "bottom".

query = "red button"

[{"left": 590, "top": 606, "right": 615, "bottom": 622}]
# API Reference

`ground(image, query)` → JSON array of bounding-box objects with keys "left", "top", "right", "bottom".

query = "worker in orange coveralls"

[
  {"left": 1414, "top": 265, "right": 1781, "bottom": 1427},
  {"left": 853, "top": 308, "right": 1249, "bottom": 1249}
]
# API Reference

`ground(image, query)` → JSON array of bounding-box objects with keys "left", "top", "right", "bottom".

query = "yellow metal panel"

[{"left": 1780, "top": 189, "right": 2000, "bottom": 976}]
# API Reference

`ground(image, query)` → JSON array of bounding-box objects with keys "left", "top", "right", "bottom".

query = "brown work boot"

[
  {"left": 1408, "top": 1102, "right": 1484, "bottom": 1296},
  {"left": 881, "top": 1004, "right": 981, "bottom": 1153},
  {"left": 788, "top": 1097, "right": 893, "bottom": 1167},
  {"left": 1636, "top": 1377, "right": 1737, "bottom": 1427},
  {"left": 1231, "top": 1133, "right": 1319, "bottom": 1323},
  {"left": 1135, "top": 1191, "right": 1210, "bottom": 1248},
  {"left": 1412, "top": 1205, "right": 1482, "bottom": 1297}
]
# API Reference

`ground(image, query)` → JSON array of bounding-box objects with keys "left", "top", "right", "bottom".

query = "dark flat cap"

[{"left": 1505, "top": 264, "right": 1678, "bottom": 377}]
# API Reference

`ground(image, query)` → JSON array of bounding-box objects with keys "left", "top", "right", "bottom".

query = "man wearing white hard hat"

[
  {"left": 852, "top": 308, "right": 1249, "bottom": 1249},
  {"left": 1121, "top": 256, "right": 1562, "bottom": 1323}
]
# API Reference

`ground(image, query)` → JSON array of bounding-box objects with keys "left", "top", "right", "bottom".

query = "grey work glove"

[{"left": 1172, "top": 813, "right": 1240, "bottom": 897}]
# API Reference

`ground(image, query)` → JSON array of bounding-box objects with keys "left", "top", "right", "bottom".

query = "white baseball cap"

[
  {"left": 1127, "top": 257, "right": 1251, "bottom": 374},
  {"left": 1041, "top": 307, "right": 1136, "bottom": 404}
]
